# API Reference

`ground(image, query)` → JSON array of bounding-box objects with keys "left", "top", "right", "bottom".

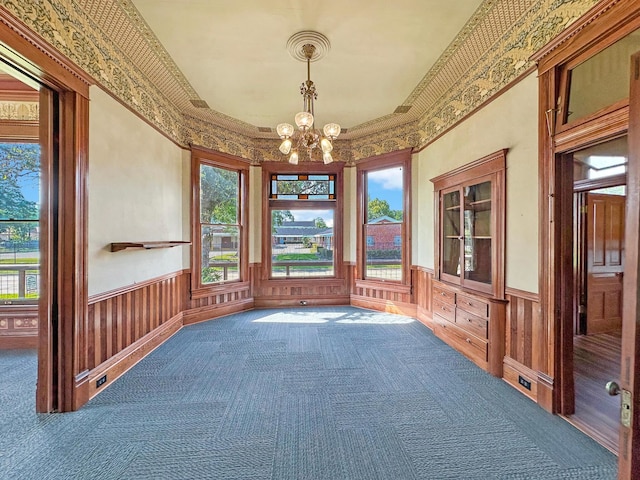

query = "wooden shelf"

[{"left": 110, "top": 241, "right": 191, "bottom": 252}]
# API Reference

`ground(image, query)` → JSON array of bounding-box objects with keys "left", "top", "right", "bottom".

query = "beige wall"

[
  {"left": 413, "top": 73, "right": 539, "bottom": 293},
  {"left": 249, "top": 165, "right": 262, "bottom": 264},
  {"left": 343, "top": 165, "right": 357, "bottom": 263},
  {"left": 88, "top": 86, "right": 187, "bottom": 296}
]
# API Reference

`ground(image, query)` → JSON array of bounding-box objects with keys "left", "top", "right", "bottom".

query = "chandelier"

[{"left": 276, "top": 33, "right": 341, "bottom": 165}]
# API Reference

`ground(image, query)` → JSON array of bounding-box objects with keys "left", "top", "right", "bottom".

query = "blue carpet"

[{"left": 0, "top": 307, "right": 617, "bottom": 479}]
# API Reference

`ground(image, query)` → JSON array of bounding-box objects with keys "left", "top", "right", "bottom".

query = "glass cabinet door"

[
  {"left": 463, "top": 181, "right": 492, "bottom": 285},
  {"left": 442, "top": 189, "right": 461, "bottom": 278}
]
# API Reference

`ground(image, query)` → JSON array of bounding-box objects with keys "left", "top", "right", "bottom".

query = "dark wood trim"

[
  {"left": 260, "top": 160, "right": 345, "bottom": 285},
  {"left": 354, "top": 279, "right": 412, "bottom": 295},
  {"left": 430, "top": 149, "right": 508, "bottom": 188},
  {"left": 412, "top": 265, "right": 435, "bottom": 275},
  {"left": 350, "top": 294, "right": 417, "bottom": 317},
  {"left": 618, "top": 49, "right": 640, "bottom": 479},
  {"left": 554, "top": 104, "right": 628, "bottom": 153},
  {"left": 0, "top": 119, "right": 38, "bottom": 140},
  {"left": 538, "top": 67, "right": 558, "bottom": 414},
  {"left": 190, "top": 280, "right": 250, "bottom": 300},
  {"left": 573, "top": 173, "right": 627, "bottom": 193},
  {"left": 356, "top": 149, "right": 412, "bottom": 289},
  {"left": 88, "top": 270, "right": 189, "bottom": 304},
  {"left": 503, "top": 356, "right": 538, "bottom": 402},
  {"left": 0, "top": 8, "right": 91, "bottom": 95},
  {"left": 183, "top": 298, "right": 255, "bottom": 325},
  {"left": 88, "top": 312, "right": 183, "bottom": 399},
  {"left": 190, "top": 147, "right": 250, "bottom": 297},
  {"left": 504, "top": 287, "right": 539, "bottom": 303}
]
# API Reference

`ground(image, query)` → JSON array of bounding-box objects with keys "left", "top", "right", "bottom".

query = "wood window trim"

[
  {"left": 356, "top": 149, "right": 412, "bottom": 287},
  {"left": 190, "top": 146, "right": 250, "bottom": 298},
  {"left": 260, "top": 160, "right": 344, "bottom": 283},
  {"left": 431, "top": 149, "right": 506, "bottom": 299}
]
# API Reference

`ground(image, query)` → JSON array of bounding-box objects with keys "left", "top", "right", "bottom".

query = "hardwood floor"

[{"left": 566, "top": 331, "right": 621, "bottom": 454}]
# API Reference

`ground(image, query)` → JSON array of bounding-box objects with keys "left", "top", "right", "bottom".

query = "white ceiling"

[{"left": 131, "top": 0, "right": 485, "bottom": 131}]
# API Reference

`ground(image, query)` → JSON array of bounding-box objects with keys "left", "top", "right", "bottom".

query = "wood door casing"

[{"left": 586, "top": 193, "right": 625, "bottom": 334}]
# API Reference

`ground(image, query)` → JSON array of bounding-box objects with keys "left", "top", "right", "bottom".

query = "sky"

[{"left": 367, "top": 166, "right": 403, "bottom": 210}]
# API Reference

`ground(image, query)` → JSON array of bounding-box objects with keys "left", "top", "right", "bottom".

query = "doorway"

[{"left": 565, "top": 137, "right": 628, "bottom": 453}]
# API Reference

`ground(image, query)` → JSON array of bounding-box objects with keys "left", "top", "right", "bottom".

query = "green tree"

[
  {"left": 0, "top": 143, "right": 40, "bottom": 183},
  {"left": 314, "top": 217, "right": 327, "bottom": 229},
  {"left": 271, "top": 210, "right": 295, "bottom": 232},
  {"left": 367, "top": 198, "right": 403, "bottom": 221},
  {"left": 0, "top": 143, "right": 40, "bottom": 242},
  {"left": 199, "top": 166, "right": 238, "bottom": 272}
]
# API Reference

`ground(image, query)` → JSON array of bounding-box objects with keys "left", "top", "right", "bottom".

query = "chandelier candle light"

[{"left": 277, "top": 32, "right": 341, "bottom": 164}]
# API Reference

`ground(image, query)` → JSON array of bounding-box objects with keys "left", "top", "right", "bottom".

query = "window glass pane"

[
  {"left": 365, "top": 166, "right": 404, "bottom": 281},
  {"left": 201, "top": 225, "right": 239, "bottom": 284},
  {"left": 200, "top": 164, "right": 238, "bottom": 224},
  {"left": 271, "top": 209, "right": 334, "bottom": 277},
  {"left": 463, "top": 182, "right": 492, "bottom": 284},
  {"left": 567, "top": 30, "right": 640, "bottom": 123},
  {"left": 0, "top": 143, "right": 40, "bottom": 302},
  {"left": 366, "top": 167, "right": 403, "bottom": 222},
  {"left": 270, "top": 174, "right": 336, "bottom": 200},
  {"left": 442, "top": 190, "right": 461, "bottom": 277},
  {"left": 364, "top": 222, "right": 402, "bottom": 281},
  {"left": 573, "top": 136, "right": 628, "bottom": 181}
]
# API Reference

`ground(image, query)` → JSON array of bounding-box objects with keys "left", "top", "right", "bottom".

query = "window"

[
  {"left": 192, "top": 148, "right": 248, "bottom": 292},
  {"left": 357, "top": 150, "right": 411, "bottom": 284},
  {"left": 263, "top": 162, "right": 342, "bottom": 280},
  {"left": 0, "top": 142, "right": 40, "bottom": 303},
  {"left": 561, "top": 29, "right": 640, "bottom": 127}
]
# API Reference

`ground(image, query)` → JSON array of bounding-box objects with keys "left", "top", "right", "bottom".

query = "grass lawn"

[
  {"left": 274, "top": 253, "right": 319, "bottom": 261},
  {"left": 0, "top": 258, "right": 39, "bottom": 264}
]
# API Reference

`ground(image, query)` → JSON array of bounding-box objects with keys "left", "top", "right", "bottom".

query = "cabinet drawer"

[
  {"left": 433, "top": 315, "right": 488, "bottom": 366},
  {"left": 433, "top": 284, "right": 455, "bottom": 305},
  {"left": 433, "top": 298, "right": 455, "bottom": 322},
  {"left": 455, "top": 309, "right": 488, "bottom": 339},
  {"left": 456, "top": 293, "right": 489, "bottom": 318}
]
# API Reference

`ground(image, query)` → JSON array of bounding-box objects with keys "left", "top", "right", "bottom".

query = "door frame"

[
  {"left": 533, "top": 0, "right": 640, "bottom": 476},
  {"left": 0, "top": 8, "right": 91, "bottom": 412}
]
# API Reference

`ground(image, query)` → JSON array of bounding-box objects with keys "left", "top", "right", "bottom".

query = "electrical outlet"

[
  {"left": 518, "top": 375, "right": 531, "bottom": 391},
  {"left": 96, "top": 375, "right": 107, "bottom": 388}
]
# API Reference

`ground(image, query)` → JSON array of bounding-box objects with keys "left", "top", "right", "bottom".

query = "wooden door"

[
  {"left": 618, "top": 49, "right": 640, "bottom": 479},
  {"left": 586, "top": 193, "right": 625, "bottom": 334}
]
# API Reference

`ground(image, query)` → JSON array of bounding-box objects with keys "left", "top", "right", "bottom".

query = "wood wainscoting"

[
  {"left": 251, "top": 263, "right": 351, "bottom": 308},
  {"left": 413, "top": 266, "right": 434, "bottom": 328},
  {"left": 184, "top": 279, "right": 254, "bottom": 325},
  {"left": 503, "top": 287, "right": 541, "bottom": 401},
  {"left": 0, "top": 305, "right": 38, "bottom": 348},
  {"left": 86, "top": 270, "right": 189, "bottom": 399},
  {"left": 351, "top": 275, "right": 416, "bottom": 317}
]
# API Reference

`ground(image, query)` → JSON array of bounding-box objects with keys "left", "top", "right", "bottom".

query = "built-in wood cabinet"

[
  {"left": 430, "top": 150, "right": 507, "bottom": 376},
  {"left": 431, "top": 279, "right": 506, "bottom": 376},
  {"left": 432, "top": 150, "right": 506, "bottom": 297}
]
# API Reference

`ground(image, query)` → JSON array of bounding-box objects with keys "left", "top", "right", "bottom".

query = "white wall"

[
  {"left": 88, "top": 86, "right": 188, "bottom": 296},
  {"left": 413, "top": 73, "right": 539, "bottom": 293}
]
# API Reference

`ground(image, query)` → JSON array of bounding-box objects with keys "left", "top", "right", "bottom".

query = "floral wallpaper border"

[{"left": 0, "top": 0, "right": 600, "bottom": 163}]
